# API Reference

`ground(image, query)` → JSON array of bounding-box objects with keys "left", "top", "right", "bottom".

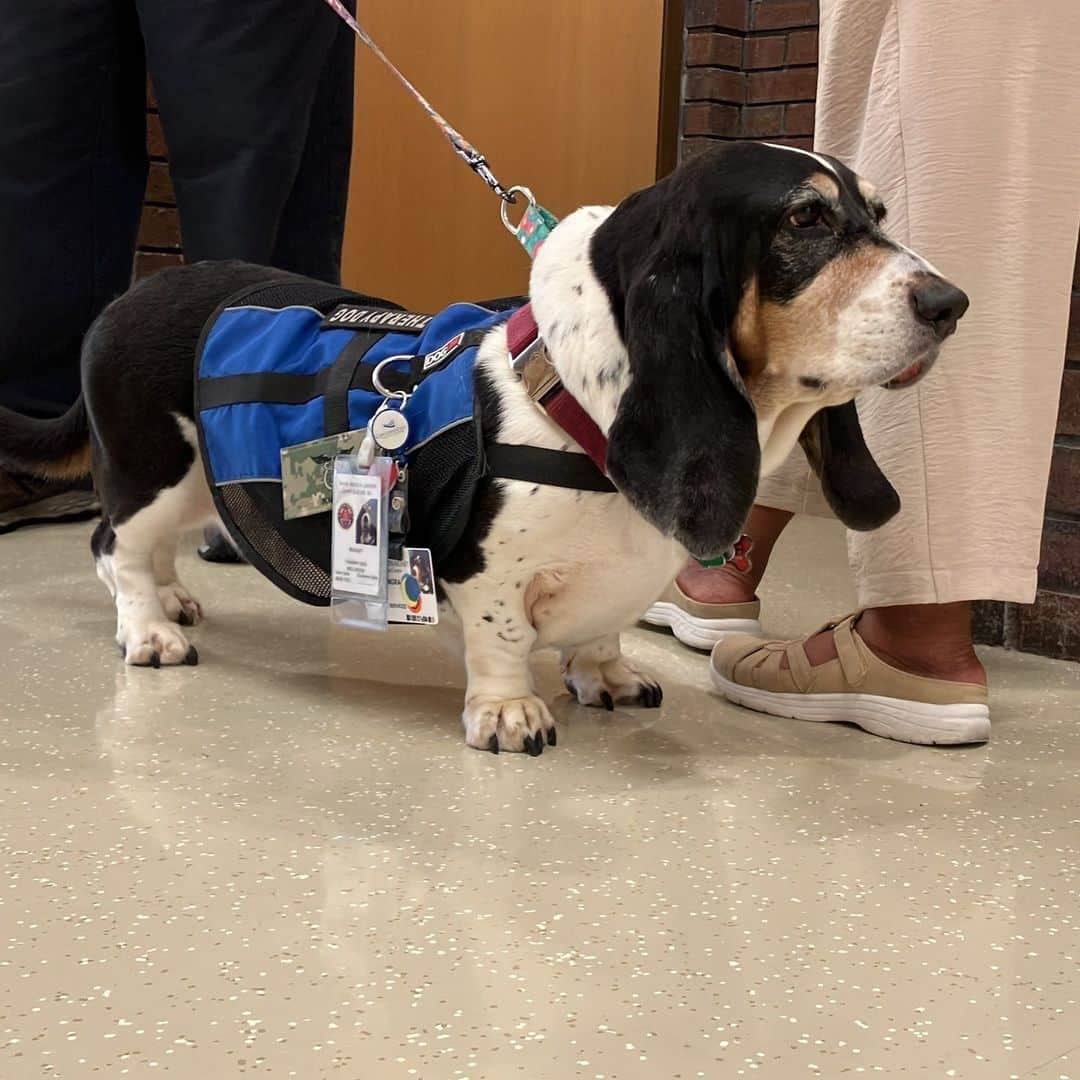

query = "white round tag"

[{"left": 369, "top": 407, "right": 409, "bottom": 451}]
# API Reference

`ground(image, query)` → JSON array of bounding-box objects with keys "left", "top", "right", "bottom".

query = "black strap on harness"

[{"left": 484, "top": 442, "right": 616, "bottom": 493}]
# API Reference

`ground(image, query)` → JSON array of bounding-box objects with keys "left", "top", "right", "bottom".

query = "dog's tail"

[{"left": 0, "top": 395, "right": 92, "bottom": 480}]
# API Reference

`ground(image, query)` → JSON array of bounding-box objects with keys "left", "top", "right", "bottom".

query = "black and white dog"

[{"left": 0, "top": 143, "right": 967, "bottom": 754}]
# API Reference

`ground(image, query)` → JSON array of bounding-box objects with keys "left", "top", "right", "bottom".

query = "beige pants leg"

[{"left": 756, "top": 0, "right": 1080, "bottom": 607}]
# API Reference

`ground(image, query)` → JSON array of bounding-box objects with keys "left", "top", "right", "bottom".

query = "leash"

[{"left": 319, "top": 0, "right": 558, "bottom": 251}]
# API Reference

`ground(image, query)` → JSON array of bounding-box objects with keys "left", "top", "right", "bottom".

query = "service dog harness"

[{"left": 194, "top": 274, "right": 615, "bottom": 607}]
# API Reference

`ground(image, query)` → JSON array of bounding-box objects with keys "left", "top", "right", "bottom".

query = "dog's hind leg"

[
  {"left": 111, "top": 460, "right": 213, "bottom": 668},
  {"left": 152, "top": 537, "right": 203, "bottom": 627},
  {"left": 91, "top": 520, "right": 118, "bottom": 599},
  {"left": 561, "top": 634, "right": 663, "bottom": 710}
]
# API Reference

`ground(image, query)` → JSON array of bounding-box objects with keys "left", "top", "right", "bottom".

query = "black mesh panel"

[
  {"left": 219, "top": 483, "right": 332, "bottom": 606},
  {"left": 407, "top": 421, "right": 484, "bottom": 564}
]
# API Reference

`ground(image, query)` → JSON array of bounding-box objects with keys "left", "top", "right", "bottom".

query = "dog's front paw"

[
  {"left": 158, "top": 583, "right": 203, "bottom": 627},
  {"left": 119, "top": 621, "right": 199, "bottom": 668},
  {"left": 563, "top": 656, "right": 663, "bottom": 710},
  {"left": 462, "top": 695, "right": 556, "bottom": 756}
]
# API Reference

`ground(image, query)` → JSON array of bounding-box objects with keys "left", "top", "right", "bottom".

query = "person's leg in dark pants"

[
  {"left": 0, "top": 0, "right": 147, "bottom": 418},
  {"left": 271, "top": 6, "right": 355, "bottom": 284},
  {"left": 138, "top": 0, "right": 354, "bottom": 276},
  {"left": 0, "top": 0, "right": 146, "bottom": 529}
]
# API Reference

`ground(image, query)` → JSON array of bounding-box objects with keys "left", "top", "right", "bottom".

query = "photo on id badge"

[{"left": 355, "top": 499, "right": 379, "bottom": 547}]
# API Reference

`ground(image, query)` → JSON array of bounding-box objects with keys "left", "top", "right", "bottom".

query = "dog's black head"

[{"left": 586, "top": 141, "right": 968, "bottom": 558}]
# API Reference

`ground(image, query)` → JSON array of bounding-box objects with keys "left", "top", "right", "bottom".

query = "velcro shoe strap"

[
  {"left": 783, "top": 641, "right": 815, "bottom": 693},
  {"left": 833, "top": 614, "right": 869, "bottom": 687}
]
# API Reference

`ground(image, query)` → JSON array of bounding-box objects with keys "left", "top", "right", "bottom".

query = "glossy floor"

[{"left": 1, "top": 517, "right": 1078, "bottom": 1079}]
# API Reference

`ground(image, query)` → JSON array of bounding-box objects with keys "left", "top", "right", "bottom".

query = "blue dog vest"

[
  {"left": 194, "top": 272, "right": 615, "bottom": 608},
  {"left": 195, "top": 274, "right": 519, "bottom": 606}
]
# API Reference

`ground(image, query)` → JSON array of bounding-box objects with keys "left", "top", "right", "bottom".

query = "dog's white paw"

[
  {"left": 157, "top": 583, "right": 203, "bottom": 626},
  {"left": 120, "top": 621, "right": 199, "bottom": 668},
  {"left": 563, "top": 656, "right": 663, "bottom": 710},
  {"left": 462, "top": 695, "right": 556, "bottom": 755}
]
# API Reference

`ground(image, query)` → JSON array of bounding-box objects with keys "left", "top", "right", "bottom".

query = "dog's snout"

[{"left": 911, "top": 274, "right": 969, "bottom": 340}]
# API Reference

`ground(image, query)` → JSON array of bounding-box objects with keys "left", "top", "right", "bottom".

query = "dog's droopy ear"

[
  {"left": 799, "top": 401, "right": 900, "bottom": 531},
  {"left": 605, "top": 247, "right": 760, "bottom": 560}
]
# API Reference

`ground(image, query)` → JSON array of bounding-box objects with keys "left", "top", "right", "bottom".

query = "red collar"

[{"left": 506, "top": 303, "right": 609, "bottom": 474}]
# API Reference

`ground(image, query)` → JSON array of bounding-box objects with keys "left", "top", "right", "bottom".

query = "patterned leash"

[{"left": 320, "top": 0, "right": 557, "bottom": 254}]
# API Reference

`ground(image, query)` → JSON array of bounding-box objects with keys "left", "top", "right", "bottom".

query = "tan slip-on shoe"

[
  {"left": 710, "top": 613, "right": 990, "bottom": 746},
  {"left": 643, "top": 580, "right": 762, "bottom": 650}
]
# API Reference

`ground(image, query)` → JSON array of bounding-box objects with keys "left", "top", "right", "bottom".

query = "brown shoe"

[
  {"left": 711, "top": 613, "right": 990, "bottom": 745},
  {"left": 0, "top": 470, "right": 100, "bottom": 534}
]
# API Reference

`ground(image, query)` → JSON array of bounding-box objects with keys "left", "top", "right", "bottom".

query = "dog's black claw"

[
  {"left": 643, "top": 684, "right": 662, "bottom": 708},
  {"left": 149, "top": 651, "right": 161, "bottom": 670},
  {"left": 525, "top": 733, "right": 543, "bottom": 757},
  {"left": 546, "top": 727, "right": 557, "bottom": 747},
  {"left": 600, "top": 691, "right": 615, "bottom": 711},
  {"left": 488, "top": 734, "right": 500, "bottom": 754},
  {"left": 178, "top": 611, "right": 194, "bottom": 628},
  {"left": 183, "top": 645, "right": 199, "bottom": 666}
]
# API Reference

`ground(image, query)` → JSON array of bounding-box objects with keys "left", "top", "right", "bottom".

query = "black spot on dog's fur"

[{"left": 800, "top": 375, "right": 825, "bottom": 390}]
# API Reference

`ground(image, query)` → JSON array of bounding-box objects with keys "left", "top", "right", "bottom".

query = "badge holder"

[
  {"left": 330, "top": 454, "right": 395, "bottom": 630},
  {"left": 329, "top": 362, "right": 416, "bottom": 631}
]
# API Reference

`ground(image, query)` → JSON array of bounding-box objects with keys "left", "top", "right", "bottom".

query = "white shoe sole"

[
  {"left": 711, "top": 668, "right": 990, "bottom": 746},
  {"left": 643, "top": 601, "right": 762, "bottom": 650}
]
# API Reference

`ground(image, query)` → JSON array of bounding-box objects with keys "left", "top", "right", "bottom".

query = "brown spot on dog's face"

[{"left": 807, "top": 172, "right": 841, "bottom": 202}]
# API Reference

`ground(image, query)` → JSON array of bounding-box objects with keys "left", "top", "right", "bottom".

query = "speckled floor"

[{"left": 1, "top": 516, "right": 1078, "bottom": 1080}]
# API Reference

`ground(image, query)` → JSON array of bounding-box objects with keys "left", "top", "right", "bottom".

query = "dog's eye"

[{"left": 789, "top": 204, "right": 824, "bottom": 229}]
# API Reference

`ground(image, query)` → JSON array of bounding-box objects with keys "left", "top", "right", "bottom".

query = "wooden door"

[{"left": 342, "top": 0, "right": 672, "bottom": 311}]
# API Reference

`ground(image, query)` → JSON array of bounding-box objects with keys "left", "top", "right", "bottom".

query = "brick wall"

[
  {"left": 682, "top": 0, "right": 819, "bottom": 160},
  {"left": 136, "top": 87, "right": 182, "bottom": 280},
  {"left": 679, "top": 0, "right": 1080, "bottom": 662}
]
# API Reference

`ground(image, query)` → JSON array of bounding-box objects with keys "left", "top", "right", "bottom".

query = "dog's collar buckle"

[{"left": 505, "top": 303, "right": 610, "bottom": 476}]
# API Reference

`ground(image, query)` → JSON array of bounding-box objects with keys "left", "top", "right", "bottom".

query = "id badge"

[
  {"left": 387, "top": 547, "right": 439, "bottom": 626},
  {"left": 330, "top": 455, "right": 395, "bottom": 631}
]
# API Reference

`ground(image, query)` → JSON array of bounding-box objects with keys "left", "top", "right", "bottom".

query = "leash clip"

[{"left": 466, "top": 152, "right": 516, "bottom": 203}]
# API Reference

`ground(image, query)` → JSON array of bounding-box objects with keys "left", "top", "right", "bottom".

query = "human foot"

[{"left": 800, "top": 604, "right": 987, "bottom": 687}]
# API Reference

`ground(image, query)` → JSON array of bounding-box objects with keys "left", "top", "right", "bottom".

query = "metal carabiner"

[{"left": 371, "top": 355, "right": 413, "bottom": 405}]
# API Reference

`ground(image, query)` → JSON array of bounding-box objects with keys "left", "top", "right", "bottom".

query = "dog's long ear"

[
  {"left": 601, "top": 213, "right": 760, "bottom": 560},
  {"left": 799, "top": 402, "right": 900, "bottom": 530}
]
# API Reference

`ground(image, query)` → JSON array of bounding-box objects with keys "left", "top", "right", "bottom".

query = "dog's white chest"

[{"left": 489, "top": 488, "right": 685, "bottom": 649}]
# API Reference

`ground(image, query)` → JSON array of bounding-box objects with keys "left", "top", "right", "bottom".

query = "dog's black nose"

[{"left": 911, "top": 274, "right": 969, "bottom": 339}]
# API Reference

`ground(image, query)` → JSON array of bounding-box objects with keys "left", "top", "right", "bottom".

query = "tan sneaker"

[
  {"left": 643, "top": 580, "right": 762, "bottom": 650},
  {"left": 710, "top": 613, "right": 990, "bottom": 745}
]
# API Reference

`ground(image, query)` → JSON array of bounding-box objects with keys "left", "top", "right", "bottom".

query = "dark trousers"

[{"left": 0, "top": 0, "right": 355, "bottom": 417}]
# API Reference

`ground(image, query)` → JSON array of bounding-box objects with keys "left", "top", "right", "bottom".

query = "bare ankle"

[
  {"left": 856, "top": 605, "right": 987, "bottom": 686},
  {"left": 677, "top": 504, "right": 792, "bottom": 605}
]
